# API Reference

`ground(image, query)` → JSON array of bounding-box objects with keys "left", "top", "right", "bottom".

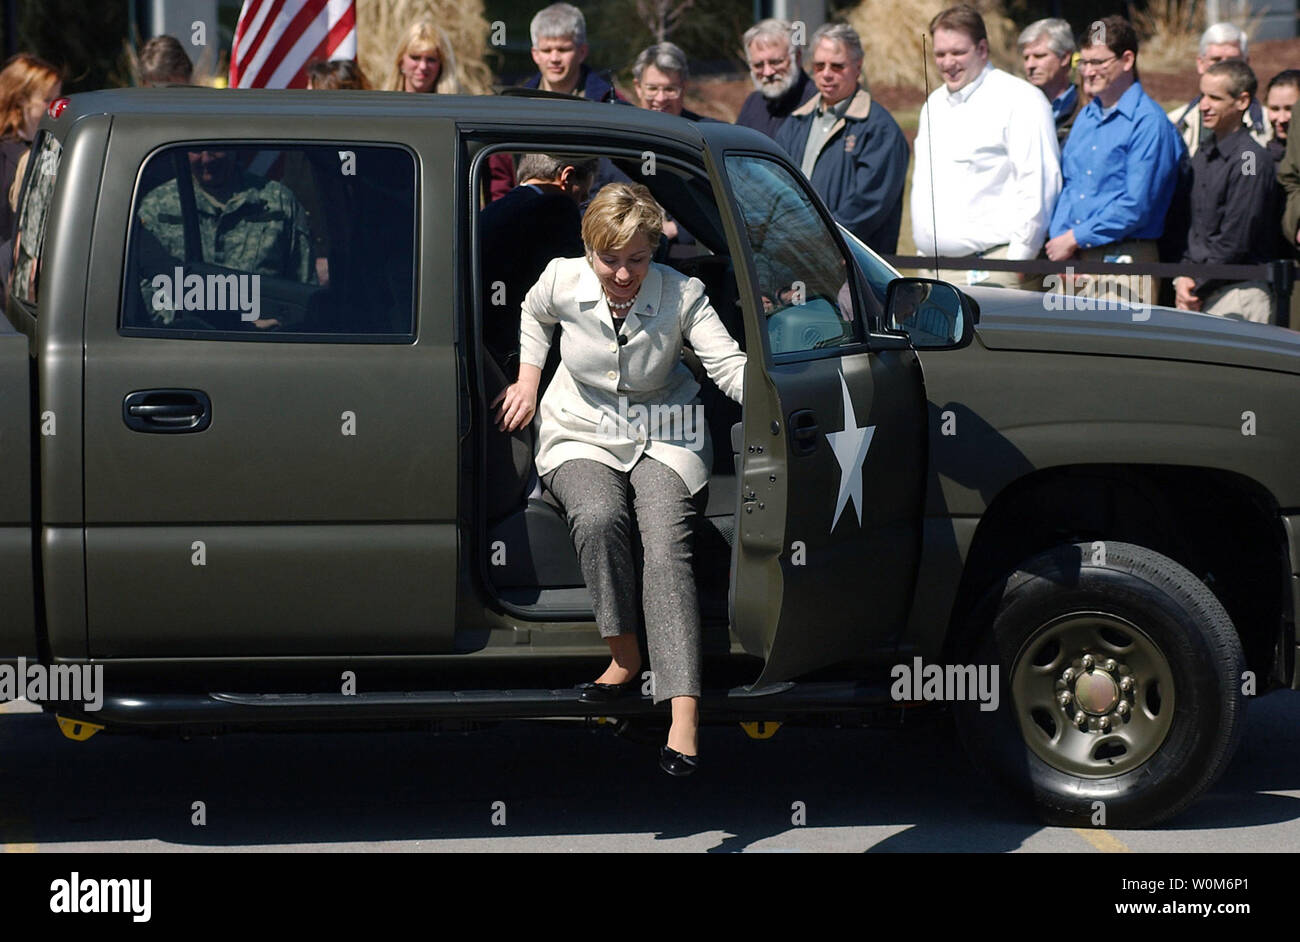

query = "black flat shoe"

[
  {"left": 577, "top": 676, "right": 641, "bottom": 703},
  {"left": 659, "top": 745, "right": 699, "bottom": 777}
]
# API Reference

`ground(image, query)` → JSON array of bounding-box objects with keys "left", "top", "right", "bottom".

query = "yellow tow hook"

[
  {"left": 55, "top": 715, "right": 104, "bottom": 741},
  {"left": 740, "top": 721, "right": 781, "bottom": 740}
]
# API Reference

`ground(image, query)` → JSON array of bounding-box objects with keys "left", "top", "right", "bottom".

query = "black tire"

[{"left": 953, "top": 541, "right": 1246, "bottom": 829}]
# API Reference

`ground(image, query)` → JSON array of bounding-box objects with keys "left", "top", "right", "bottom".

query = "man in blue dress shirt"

[{"left": 1045, "top": 16, "right": 1185, "bottom": 306}]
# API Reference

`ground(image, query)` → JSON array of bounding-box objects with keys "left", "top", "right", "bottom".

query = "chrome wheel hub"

[
  {"left": 1063, "top": 655, "right": 1127, "bottom": 724},
  {"left": 1010, "top": 613, "right": 1175, "bottom": 778}
]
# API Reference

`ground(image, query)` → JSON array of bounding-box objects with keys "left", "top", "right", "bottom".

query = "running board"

[{"left": 72, "top": 681, "right": 897, "bottom": 728}]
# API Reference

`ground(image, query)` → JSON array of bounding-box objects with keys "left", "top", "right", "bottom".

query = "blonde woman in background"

[
  {"left": 388, "top": 20, "right": 461, "bottom": 94},
  {"left": 386, "top": 20, "right": 511, "bottom": 203}
]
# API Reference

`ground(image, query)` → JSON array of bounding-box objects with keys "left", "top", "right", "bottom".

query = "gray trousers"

[{"left": 543, "top": 456, "right": 706, "bottom": 704}]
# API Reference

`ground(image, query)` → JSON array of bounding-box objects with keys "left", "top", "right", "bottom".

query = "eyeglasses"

[
  {"left": 1078, "top": 54, "right": 1118, "bottom": 69},
  {"left": 639, "top": 84, "right": 683, "bottom": 98}
]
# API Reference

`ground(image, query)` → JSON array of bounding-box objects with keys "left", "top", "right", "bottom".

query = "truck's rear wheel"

[{"left": 954, "top": 541, "right": 1246, "bottom": 828}]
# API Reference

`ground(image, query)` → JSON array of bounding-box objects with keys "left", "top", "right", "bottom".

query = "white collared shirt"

[
  {"left": 944, "top": 63, "right": 990, "bottom": 104},
  {"left": 911, "top": 64, "right": 1062, "bottom": 260}
]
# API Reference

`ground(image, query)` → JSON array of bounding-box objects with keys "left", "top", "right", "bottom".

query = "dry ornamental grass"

[
  {"left": 1131, "top": 0, "right": 1202, "bottom": 73},
  {"left": 841, "top": 0, "right": 1241, "bottom": 96},
  {"left": 843, "top": 0, "right": 1019, "bottom": 92}
]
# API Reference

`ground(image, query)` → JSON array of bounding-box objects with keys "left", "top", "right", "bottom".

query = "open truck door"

[{"left": 705, "top": 136, "right": 929, "bottom": 689}]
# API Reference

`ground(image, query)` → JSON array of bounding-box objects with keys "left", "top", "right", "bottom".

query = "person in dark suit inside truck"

[{"left": 479, "top": 153, "right": 597, "bottom": 373}]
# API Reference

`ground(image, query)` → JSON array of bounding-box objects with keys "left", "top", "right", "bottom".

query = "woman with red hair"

[{"left": 0, "top": 53, "right": 61, "bottom": 238}]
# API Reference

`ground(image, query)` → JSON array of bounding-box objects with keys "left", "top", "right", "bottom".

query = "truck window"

[
  {"left": 9, "top": 131, "right": 61, "bottom": 310},
  {"left": 724, "top": 154, "right": 862, "bottom": 357},
  {"left": 121, "top": 144, "right": 416, "bottom": 340}
]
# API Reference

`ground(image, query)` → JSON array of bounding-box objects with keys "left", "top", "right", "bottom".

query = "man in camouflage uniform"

[{"left": 137, "top": 150, "right": 313, "bottom": 328}]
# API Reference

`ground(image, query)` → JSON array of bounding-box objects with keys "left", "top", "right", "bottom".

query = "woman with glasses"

[
  {"left": 630, "top": 43, "right": 713, "bottom": 250},
  {"left": 632, "top": 42, "right": 706, "bottom": 122}
]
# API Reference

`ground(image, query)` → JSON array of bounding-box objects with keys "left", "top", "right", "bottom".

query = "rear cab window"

[
  {"left": 122, "top": 144, "right": 417, "bottom": 341},
  {"left": 8, "top": 131, "right": 62, "bottom": 311}
]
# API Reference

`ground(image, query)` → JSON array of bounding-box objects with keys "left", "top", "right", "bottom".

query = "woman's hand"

[{"left": 492, "top": 363, "right": 542, "bottom": 432}]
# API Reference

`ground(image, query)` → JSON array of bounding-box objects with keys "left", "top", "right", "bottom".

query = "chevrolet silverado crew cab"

[{"left": 3, "top": 88, "right": 1299, "bottom": 828}]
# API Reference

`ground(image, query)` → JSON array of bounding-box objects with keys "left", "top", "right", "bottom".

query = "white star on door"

[{"left": 826, "top": 371, "right": 875, "bottom": 530}]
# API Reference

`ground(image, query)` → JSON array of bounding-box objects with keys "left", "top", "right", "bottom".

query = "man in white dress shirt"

[{"left": 911, "top": 4, "right": 1062, "bottom": 288}]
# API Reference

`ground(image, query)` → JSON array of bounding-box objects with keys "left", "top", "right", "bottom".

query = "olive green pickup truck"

[{"left": 2, "top": 89, "right": 1298, "bottom": 827}]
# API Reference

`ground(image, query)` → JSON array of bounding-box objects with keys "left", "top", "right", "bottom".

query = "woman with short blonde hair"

[
  {"left": 388, "top": 19, "right": 461, "bottom": 94},
  {"left": 580, "top": 182, "right": 664, "bottom": 253},
  {"left": 495, "top": 183, "right": 746, "bottom": 776}
]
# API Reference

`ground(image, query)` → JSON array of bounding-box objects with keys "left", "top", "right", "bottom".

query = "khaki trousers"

[
  {"left": 1202, "top": 281, "right": 1273, "bottom": 324},
  {"left": 1072, "top": 239, "right": 1160, "bottom": 306},
  {"left": 918, "top": 243, "right": 1028, "bottom": 289}
]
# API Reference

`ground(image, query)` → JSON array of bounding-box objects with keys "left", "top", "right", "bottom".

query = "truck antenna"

[{"left": 921, "top": 33, "right": 939, "bottom": 279}]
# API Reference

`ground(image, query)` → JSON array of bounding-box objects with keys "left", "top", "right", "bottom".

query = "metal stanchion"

[{"left": 1268, "top": 259, "right": 1294, "bottom": 329}]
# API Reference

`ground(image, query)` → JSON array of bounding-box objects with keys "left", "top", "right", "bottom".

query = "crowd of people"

[
  {"left": 0, "top": 5, "right": 1297, "bottom": 325},
  {"left": 490, "top": 3, "right": 1297, "bottom": 326},
  {"left": 464, "top": 2, "right": 1298, "bottom": 327},
  {"left": 732, "top": 7, "right": 1295, "bottom": 324}
]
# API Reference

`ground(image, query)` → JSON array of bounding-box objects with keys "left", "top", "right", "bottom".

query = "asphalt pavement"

[{"left": 0, "top": 690, "right": 1297, "bottom": 852}]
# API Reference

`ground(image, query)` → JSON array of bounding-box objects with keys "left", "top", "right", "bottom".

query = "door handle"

[
  {"left": 123, "top": 389, "right": 211, "bottom": 433},
  {"left": 789, "top": 409, "right": 818, "bottom": 457}
]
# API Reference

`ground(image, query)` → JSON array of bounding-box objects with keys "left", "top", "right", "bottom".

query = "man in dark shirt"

[
  {"left": 480, "top": 154, "right": 597, "bottom": 369},
  {"left": 522, "top": 3, "right": 621, "bottom": 102},
  {"left": 735, "top": 19, "right": 817, "bottom": 140},
  {"left": 1174, "top": 59, "right": 1276, "bottom": 324}
]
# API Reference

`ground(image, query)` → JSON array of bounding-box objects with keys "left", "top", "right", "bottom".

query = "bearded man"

[{"left": 735, "top": 18, "right": 817, "bottom": 139}]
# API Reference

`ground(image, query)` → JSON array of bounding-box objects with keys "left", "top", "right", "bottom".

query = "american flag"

[{"left": 229, "top": 0, "right": 358, "bottom": 89}]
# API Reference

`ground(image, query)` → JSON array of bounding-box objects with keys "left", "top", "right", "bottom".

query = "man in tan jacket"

[{"left": 1168, "top": 22, "right": 1271, "bottom": 157}]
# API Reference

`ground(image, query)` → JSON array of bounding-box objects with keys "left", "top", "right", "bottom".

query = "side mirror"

[{"left": 884, "top": 278, "right": 976, "bottom": 350}]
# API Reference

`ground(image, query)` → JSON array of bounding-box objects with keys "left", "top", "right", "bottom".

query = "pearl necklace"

[{"left": 605, "top": 291, "right": 635, "bottom": 312}]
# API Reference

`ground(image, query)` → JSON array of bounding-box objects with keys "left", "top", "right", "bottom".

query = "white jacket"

[{"left": 519, "top": 256, "right": 746, "bottom": 495}]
